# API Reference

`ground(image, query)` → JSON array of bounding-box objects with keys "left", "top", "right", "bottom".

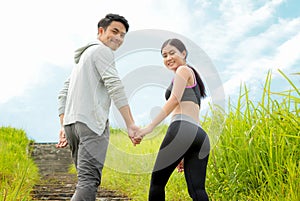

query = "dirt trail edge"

[{"left": 30, "top": 143, "right": 131, "bottom": 201}]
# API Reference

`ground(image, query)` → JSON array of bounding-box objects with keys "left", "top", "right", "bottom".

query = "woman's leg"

[
  {"left": 149, "top": 122, "right": 185, "bottom": 201},
  {"left": 149, "top": 120, "right": 206, "bottom": 201},
  {"left": 149, "top": 156, "right": 183, "bottom": 201},
  {"left": 184, "top": 128, "right": 210, "bottom": 201}
]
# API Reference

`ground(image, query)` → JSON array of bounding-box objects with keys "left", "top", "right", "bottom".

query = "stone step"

[{"left": 30, "top": 143, "right": 131, "bottom": 200}]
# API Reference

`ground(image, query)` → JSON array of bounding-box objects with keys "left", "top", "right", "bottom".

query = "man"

[{"left": 56, "top": 13, "right": 138, "bottom": 201}]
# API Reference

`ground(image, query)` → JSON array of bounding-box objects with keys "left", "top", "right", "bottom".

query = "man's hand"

[
  {"left": 56, "top": 127, "right": 68, "bottom": 148},
  {"left": 127, "top": 124, "right": 140, "bottom": 146},
  {"left": 133, "top": 125, "right": 153, "bottom": 145}
]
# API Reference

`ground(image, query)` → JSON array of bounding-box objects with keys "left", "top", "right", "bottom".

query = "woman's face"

[{"left": 161, "top": 44, "right": 186, "bottom": 71}]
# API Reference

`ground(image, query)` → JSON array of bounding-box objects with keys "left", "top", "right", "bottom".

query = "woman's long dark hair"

[{"left": 161, "top": 38, "right": 207, "bottom": 98}]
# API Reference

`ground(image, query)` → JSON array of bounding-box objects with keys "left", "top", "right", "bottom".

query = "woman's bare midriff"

[{"left": 172, "top": 101, "right": 200, "bottom": 122}]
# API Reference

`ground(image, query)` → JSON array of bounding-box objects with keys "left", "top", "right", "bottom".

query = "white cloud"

[
  {"left": 192, "top": 0, "right": 284, "bottom": 59},
  {"left": 270, "top": 31, "right": 300, "bottom": 70},
  {"left": 0, "top": 0, "right": 196, "bottom": 104},
  {"left": 222, "top": 15, "right": 300, "bottom": 94},
  {"left": 1, "top": 0, "right": 299, "bottom": 142},
  {"left": 185, "top": 0, "right": 300, "bottom": 99},
  {"left": 0, "top": 0, "right": 299, "bottom": 107}
]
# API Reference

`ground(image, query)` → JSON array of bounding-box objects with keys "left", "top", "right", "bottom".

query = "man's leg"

[
  {"left": 71, "top": 122, "right": 109, "bottom": 201},
  {"left": 64, "top": 124, "right": 79, "bottom": 168}
]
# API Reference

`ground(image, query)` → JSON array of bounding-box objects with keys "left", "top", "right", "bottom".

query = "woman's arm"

[{"left": 135, "top": 66, "right": 192, "bottom": 140}]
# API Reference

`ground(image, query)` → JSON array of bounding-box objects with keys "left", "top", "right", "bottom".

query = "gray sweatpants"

[{"left": 64, "top": 121, "right": 109, "bottom": 201}]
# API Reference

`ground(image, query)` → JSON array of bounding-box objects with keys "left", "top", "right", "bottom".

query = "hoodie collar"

[{"left": 74, "top": 40, "right": 102, "bottom": 64}]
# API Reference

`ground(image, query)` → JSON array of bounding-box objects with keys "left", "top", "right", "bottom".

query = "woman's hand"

[
  {"left": 133, "top": 125, "right": 153, "bottom": 145},
  {"left": 127, "top": 124, "right": 140, "bottom": 146},
  {"left": 176, "top": 159, "right": 184, "bottom": 173}
]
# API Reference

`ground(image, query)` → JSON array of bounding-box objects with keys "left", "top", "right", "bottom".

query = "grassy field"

[
  {"left": 1, "top": 69, "right": 298, "bottom": 200},
  {"left": 100, "top": 70, "right": 300, "bottom": 200},
  {"left": 0, "top": 127, "right": 39, "bottom": 201}
]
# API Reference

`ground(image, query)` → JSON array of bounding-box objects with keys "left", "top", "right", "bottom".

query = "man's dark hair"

[{"left": 97, "top": 13, "right": 129, "bottom": 32}]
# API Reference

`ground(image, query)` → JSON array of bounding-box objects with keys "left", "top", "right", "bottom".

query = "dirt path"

[{"left": 30, "top": 143, "right": 131, "bottom": 201}]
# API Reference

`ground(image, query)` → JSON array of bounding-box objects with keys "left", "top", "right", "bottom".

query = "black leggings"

[{"left": 149, "top": 118, "right": 210, "bottom": 201}]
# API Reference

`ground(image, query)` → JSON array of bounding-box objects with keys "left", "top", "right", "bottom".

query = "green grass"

[
  {"left": 0, "top": 127, "right": 39, "bottom": 201},
  {"left": 0, "top": 71, "right": 298, "bottom": 200},
  {"left": 100, "top": 70, "right": 299, "bottom": 201},
  {"left": 101, "top": 126, "right": 192, "bottom": 200},
  {"left": 205, "top": 70, "right": 300, "bottom": 200}
]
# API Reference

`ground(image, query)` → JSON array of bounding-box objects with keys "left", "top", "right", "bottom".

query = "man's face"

[{"left": 98, "top": 21, "right": 126, "bottom": 51}]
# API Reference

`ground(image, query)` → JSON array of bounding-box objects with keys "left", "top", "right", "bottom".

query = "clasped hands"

[
  {"left": 57, "top": 124, "right": 184, "bottom": 172},
  {"left": 56, "top": 123, "right": 152, "bottom": 148},
  {"left": 128, "top": 124, "right": 184, "bottom": 172},
  {"left": 127, "top": 124, "right": 153, "bottom": 146}
]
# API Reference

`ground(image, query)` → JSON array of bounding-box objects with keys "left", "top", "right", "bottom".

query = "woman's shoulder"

[
  {"left": 175, "top": 65, "right": 193, "bottom": 78},
  {"left": 176, "top": 65, "right": 190, "bottom": 73}
]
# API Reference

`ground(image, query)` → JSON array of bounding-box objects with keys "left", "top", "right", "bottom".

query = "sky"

[{"left": 0, "top": 0, "right": 299, "bottom": 142}]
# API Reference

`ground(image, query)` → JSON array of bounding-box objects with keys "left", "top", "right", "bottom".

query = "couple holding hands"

[{"left": 56, "top": 13, "right": 210, "bottom": 201}]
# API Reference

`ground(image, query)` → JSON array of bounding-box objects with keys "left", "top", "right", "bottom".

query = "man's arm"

[
  {"left": 95, "top": 47, "right": 139, "bottom": 142},
  {"left": 56, "top": 77, "right": 70, "bottom": 148},
  {"left": 119, "top": 105, "right": 139, "bottom": 143},
  {"left": 58, "top": 76, "right": 70, "bottom": 116},
  {"left": 56, "top": 114, "right": 68, "bottom": 148}
]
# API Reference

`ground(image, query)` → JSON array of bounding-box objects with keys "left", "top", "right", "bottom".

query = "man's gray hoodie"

[{"left": 58, "top": 40, "right": 128, "bottom": 135}]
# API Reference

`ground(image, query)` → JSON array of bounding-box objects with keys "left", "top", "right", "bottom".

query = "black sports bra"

[{"left": 165, "top": 78, "right": 201, "bottom": 106}]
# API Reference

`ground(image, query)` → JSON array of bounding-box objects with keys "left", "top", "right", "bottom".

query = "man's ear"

[{"left": 98, "top": 27, "right": 104, "bottom": 35}]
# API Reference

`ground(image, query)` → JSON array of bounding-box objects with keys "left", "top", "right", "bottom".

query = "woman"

[{"left": 135, "top": 38, "right": 210, "bottom": 200}]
